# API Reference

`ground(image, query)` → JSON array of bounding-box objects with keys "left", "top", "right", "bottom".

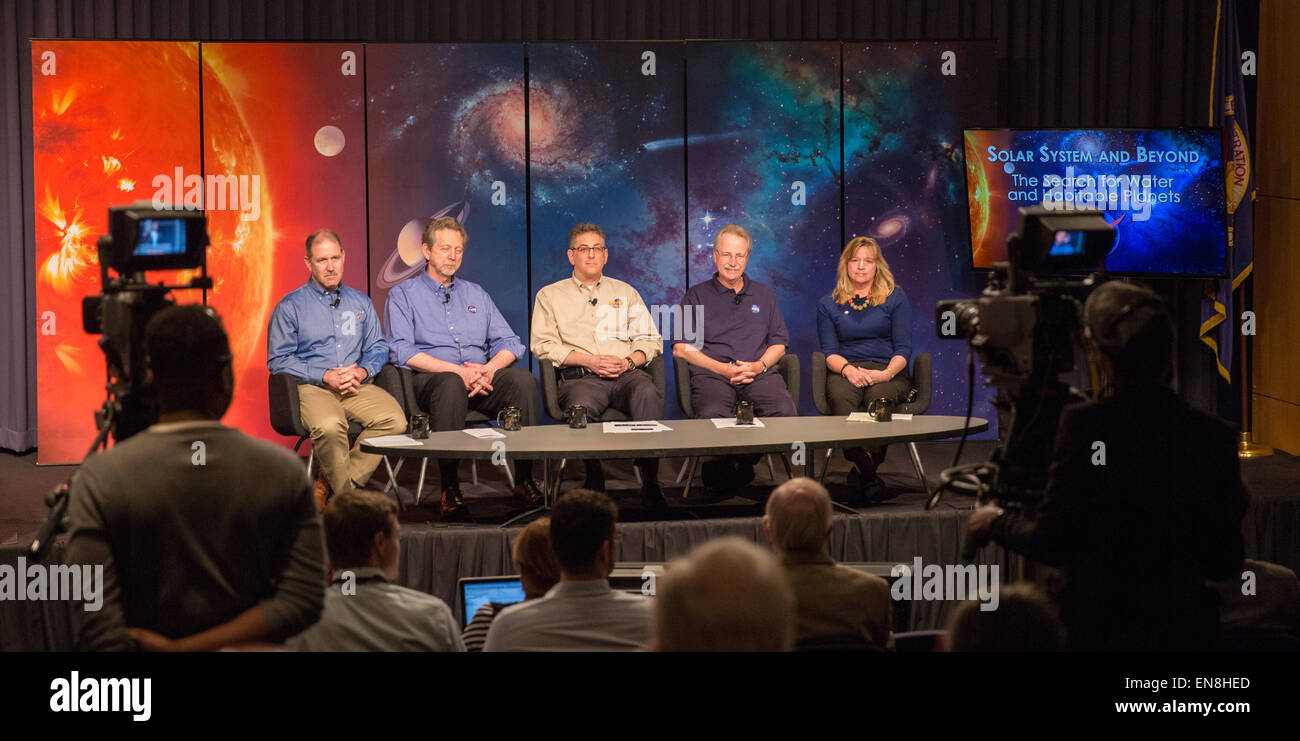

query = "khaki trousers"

[{"left": 298, "top": 382, "right": 406, "bottom": 495}]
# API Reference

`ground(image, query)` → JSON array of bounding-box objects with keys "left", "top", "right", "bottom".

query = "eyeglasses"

[
  {"left": 570, "top": 246, "right": 607, "bottom": 256},
  {"left": 715, "top": 251, "right": 748, "bottom": 262},
  {"left": 848, "top": 258, "right": 874, "bottom": 266}
]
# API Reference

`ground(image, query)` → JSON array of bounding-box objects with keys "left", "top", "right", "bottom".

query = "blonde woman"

[{"left": 816, "top": 237, "right": 913, "bottom": 501}]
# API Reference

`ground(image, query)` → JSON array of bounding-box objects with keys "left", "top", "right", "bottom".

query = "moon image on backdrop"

[{"left": 314, "top": 125, "right": 345, "bottom": 156}]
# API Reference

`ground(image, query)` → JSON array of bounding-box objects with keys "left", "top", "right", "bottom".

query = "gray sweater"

[{"left": 66, "top": 420, "right": 325, "bottom": 650}]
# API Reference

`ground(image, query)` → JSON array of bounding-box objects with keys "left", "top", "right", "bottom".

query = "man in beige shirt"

[
  {"left": 764, "top": 478, "right": 894, "bottom": 650},
  {"left": 531, "top": 222, "right": 666, "bottom": 509}
]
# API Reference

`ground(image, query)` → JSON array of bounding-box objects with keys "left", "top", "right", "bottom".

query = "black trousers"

[
  {"left": 411, "top": 366, "right": 538, "bottom": 486},
  {"left": 827, "top": 360, "right": 913, "bottom": 469},
  {"left": 558, "top": 368, "right": 662, "bottom": 481}
]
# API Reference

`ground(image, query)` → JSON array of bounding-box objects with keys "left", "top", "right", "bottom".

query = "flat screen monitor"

[{"left": 963, "top": 128, "right": 1228, "bottom": 277}]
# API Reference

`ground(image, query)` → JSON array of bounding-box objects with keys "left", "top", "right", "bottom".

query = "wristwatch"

[
  {"left": 760, "top": 361, "right": 768, "bottom": 373},
  {"left": 625, "top": 356, "right": 635, "bottom": 371}
]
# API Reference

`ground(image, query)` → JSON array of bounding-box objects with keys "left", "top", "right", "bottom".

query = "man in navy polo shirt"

[
  {"left": 384, "top": 217, "right": 544, "bottom": 518},
  {"left": 674, "top": 224, "right": 797, "bottom": 492},
  {"left": 268, "top": 229, "right": 406, "bottom": 510}
]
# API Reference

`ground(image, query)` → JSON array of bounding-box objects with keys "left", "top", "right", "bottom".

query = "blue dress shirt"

[
  {"left": 383, "top": 272, "right": 526, "bottom": 368},
  {"left": 816, "top": 287, "right": 912, "bottom": 365},
  {"left": 267, "top": 279, "right": 389, "bottom": 384}
]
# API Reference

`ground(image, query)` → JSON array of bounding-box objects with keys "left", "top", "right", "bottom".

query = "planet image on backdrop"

[
  {"left": 377, "top": 200, "right": 470, "bottom": 288},
  {"left": 314, "top": 125, "right": 345, "bottom": 157}
]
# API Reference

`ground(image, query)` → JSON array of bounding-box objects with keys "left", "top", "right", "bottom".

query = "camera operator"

[
  {"left": 965, "top": 280, "right": 1246, "bottom": 650},
  {"left": 66, "top": 305, "right": 325, "bottom": 651}
]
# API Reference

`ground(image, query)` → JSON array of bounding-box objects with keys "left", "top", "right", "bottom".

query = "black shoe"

[
  {"left": 512, "top": 479, "right": 545, "bottom": 507},
  {"left": 641, "top": 481, "right": 668, "bottom": 511},
  {"left": 847, "top": 467, "right": 891, "bottom": 504},
  {"left": 582, "top": 461, "right": 606, "bottom": 492},
  {"left": 731, "top": 459, "right": 757, "bottom": 488},
  {"left": 701, "top": 459, "right": 731, "bottom": 490},
  {"left": 440, "top": 483, "right": 466, "bottom": 519}
]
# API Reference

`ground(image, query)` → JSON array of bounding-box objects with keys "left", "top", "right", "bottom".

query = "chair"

[
  {"left": 374, "top": 365, "right": 513, "bottom": 505},
  {"left": 811, "top": 351, "right": 933, "bottom": 492},
  {"left": 268, "top": 371, "right": 365, "bottom": 479},
  {"left": 671, "top": 353, "right": 800, "bottom": 492},
  {"left": 538, "top": 355, "right": 667, "bottom": 486}
]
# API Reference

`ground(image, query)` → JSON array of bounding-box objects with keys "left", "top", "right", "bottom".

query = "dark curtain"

[{"left": 1, "top": 0, "right": 1223, "bottom": 452}]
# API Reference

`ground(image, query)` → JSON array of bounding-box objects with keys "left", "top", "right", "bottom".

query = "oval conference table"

[{"left": 362, "top": 414, "right": 989, "bottom": 525}]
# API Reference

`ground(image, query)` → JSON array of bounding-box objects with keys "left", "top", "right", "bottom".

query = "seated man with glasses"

[{"left": 531, "top": 222, "right": 667, "bottom": 510}]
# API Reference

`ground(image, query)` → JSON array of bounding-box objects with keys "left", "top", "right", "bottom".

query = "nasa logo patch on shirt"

[
  {"left": 609, "top": 297, "right": 624, "bottom": 308},
  {"left": 750, "top": 304, "right": 761, "bottom": 314},
  {"left": 468, "top": 305, "right": 478, "bottom": 313}
]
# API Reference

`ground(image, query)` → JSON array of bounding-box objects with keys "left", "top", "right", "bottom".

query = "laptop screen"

[{"left": 459, "top": 577, "right": 525, "bottom": 627}]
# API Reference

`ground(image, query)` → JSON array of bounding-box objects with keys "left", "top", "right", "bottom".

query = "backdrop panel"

[
  {"left": 366, "top": 43, "right": 528, "bottom": 353},
  {"left": 685, "top": 41, "right": 842, "bottom": 415},
  {"left": 31, "top": 41, "right": 202, "bottom": 463},
  {"left": 201, "top": 42, "right": 367, "bottom": 445},
  {"left": 844, "top": 42, "right": 998, "bottom": 433},
  {"left": 527, "top": 42, "right": 686, "bottom": 407}
]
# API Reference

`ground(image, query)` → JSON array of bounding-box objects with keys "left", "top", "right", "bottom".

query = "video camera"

[
  {"left": 31, "top": 204, "right": 213, "bottom": 562},
  {"left": 81, "top": 203, "right": 212, "bottom": 443},
  {"left": 933, "top": 205, "right": 1115, "bottom": 505}
]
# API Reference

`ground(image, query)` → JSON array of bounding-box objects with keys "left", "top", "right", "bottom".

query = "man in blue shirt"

[
  {"left": 268, "top": 229, "right": 406, "bottom": 510},
  {"left": 674, "top": 224, "right": 797, "bottom": 493},
  {"left": 384, "top": 217, "right": 544, "bottom": 518}
]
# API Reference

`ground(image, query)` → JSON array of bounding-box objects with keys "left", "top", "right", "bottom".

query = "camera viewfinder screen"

[
  {"left": 135, "top": 218, "right": 188, "bottom": 257},
  {"left": 963, "top": 129, "right": 1227, "bottom": 276},
  {"left": 1050, "top": 231, "right": 1087, "bottom": 257}
]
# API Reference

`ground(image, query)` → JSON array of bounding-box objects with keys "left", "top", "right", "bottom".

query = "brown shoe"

[
  {"left": 313, "top": 470, "right": 333, "bottom": 512},
  {"left": 440, "top": 483, "right": 466, "bottom": 519},
  {"left": 512, "top": 479, "right": 545, "bottom": 507}
]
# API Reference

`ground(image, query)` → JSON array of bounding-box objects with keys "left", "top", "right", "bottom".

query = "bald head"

[
  {"left": 764, "top": 477, "right": 832, "bottom": 554},
  {"left": 654, "top": 537, "right": 796, "bottom": 652}
]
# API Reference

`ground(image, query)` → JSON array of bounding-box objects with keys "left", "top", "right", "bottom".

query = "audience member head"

[
  {"left": 1083, "top": 280, "right": 1174, "bottom": 387},
  {"left": 654, "top": 537, "right": 796, "bottom": 652},
  {"left": 144, "top": 304, "right": 233, "bottom": 420},
  {"left": 946, "top": 582, "right": 1068, "bottom": 652},
  {"left": 763, "top": 477, "right": 832, "bottom": 556},
  {"left": 322, "top": 489, "right": 400, "bottom": 579},
  {"left": 549, "top": 489, "right": 618, "bottom": 579},
  {"left": 513, "top": 518, "right": 562, "bottom": 599}
]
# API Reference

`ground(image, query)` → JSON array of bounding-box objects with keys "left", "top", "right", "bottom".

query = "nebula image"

[
  {"left": 844, "top": 43, "right": 999, "bottom": 430},
  {"left": 684, "top": 42, "right": 843, "bottom": 413},
  {"left": 526, "top": 44, "right": 686, "bottom": 315},
  {"left": 366, "top": 44, "right": 529, "bottom": 337}
]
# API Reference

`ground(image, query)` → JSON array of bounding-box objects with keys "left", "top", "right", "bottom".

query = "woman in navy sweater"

[{"left": 816, "top": 237, "right": 913, "bottom": 501}]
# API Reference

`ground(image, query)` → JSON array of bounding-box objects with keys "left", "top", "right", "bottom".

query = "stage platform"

[{"left": 4, "top": 440, "right": 1299, "bottom": 650}]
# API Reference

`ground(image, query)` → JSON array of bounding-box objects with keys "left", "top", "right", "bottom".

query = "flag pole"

[{"left": 1236, "top": 259, "right": 1272, "bottom": 458}]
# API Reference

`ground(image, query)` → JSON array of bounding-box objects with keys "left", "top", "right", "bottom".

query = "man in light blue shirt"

[
  {"left": 268, "top": 229, "right": 405, "bottom": 508},
  {"left": 383, "top": 217, "right": 544, "bottom": 518},
  {"left": 484, "top": 490, "right": 651, "bottom": 651},
  {"left": 287, "top": 489, "right": 464, "bottom": 652}
]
